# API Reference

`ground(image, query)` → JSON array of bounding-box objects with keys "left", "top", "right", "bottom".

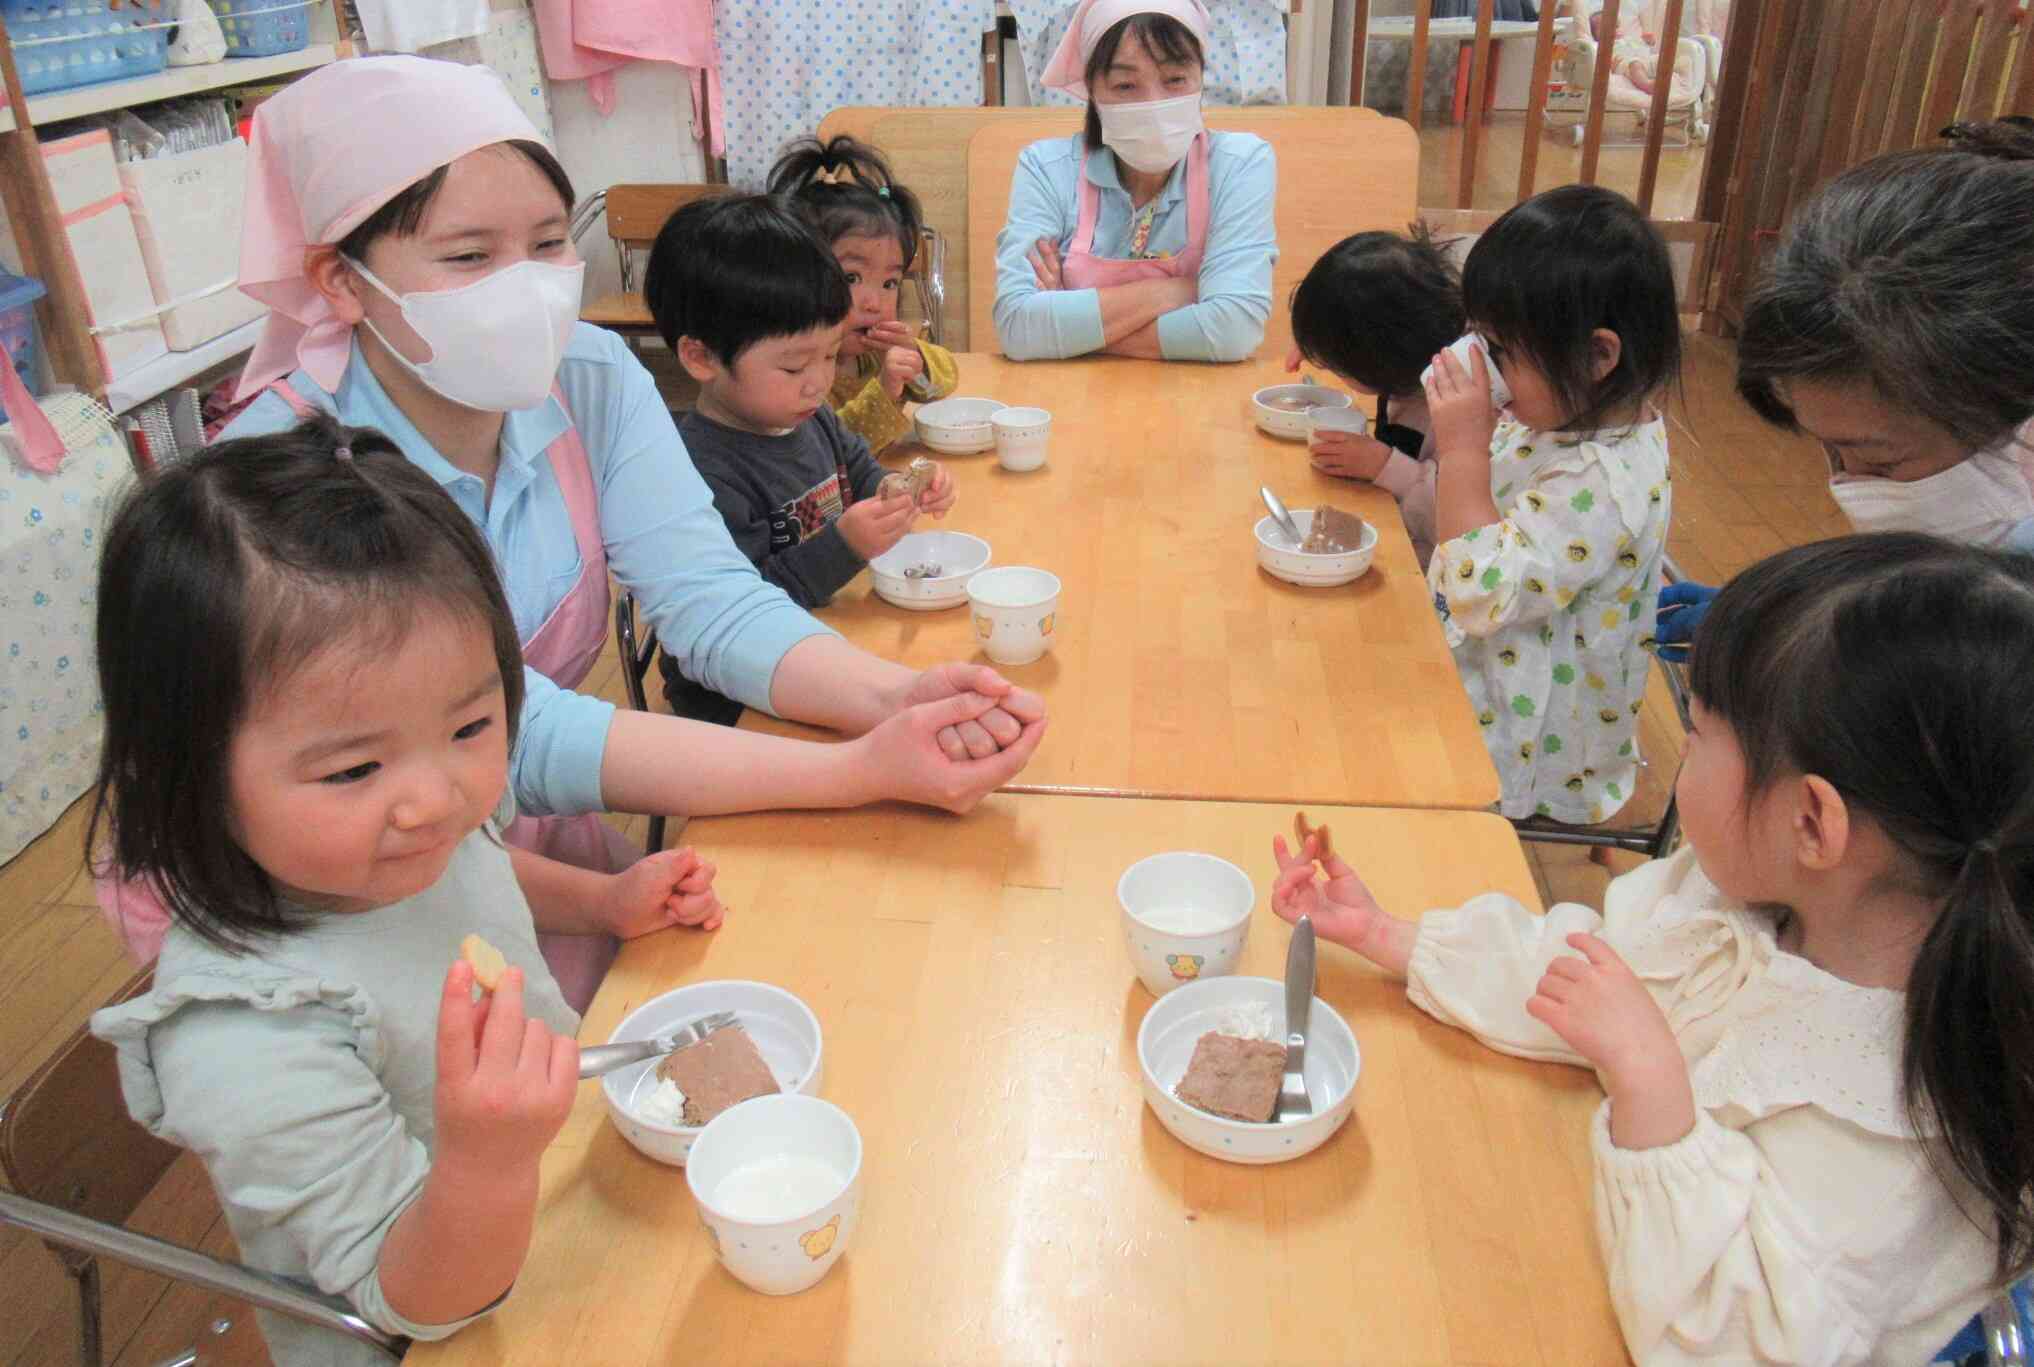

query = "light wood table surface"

[
  {"left": 408, "top": 797, "right": 1622, "bottom": 1366},
  {"left": 739, "top": 354, "right": 1503, "bottom": 812}
]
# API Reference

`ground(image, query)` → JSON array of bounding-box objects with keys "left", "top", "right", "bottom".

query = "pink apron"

[
  {"left": 1059, "top": 132, "right": 1211, "bottom": 292},
  {"left": 101, "top": 381, "right": 635, "bottom": 1012}
]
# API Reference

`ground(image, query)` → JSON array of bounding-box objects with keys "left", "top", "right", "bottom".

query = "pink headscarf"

[
  {"left": 235, "top": 55, "right": 544, "bottom": 399},
  {"left": 1039, "top": 0, "right": 1213, "bottom": 99}
]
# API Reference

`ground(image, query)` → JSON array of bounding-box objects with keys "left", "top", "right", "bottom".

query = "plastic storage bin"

[
  {"left": 0, "top": 270, "right": 48, "bottom": 399},
  {"left": 0, "top": 1, "right": 171, "bottom": 97},
  {"left": 208, "top": 0, "right": 314, "bottom": 57}
]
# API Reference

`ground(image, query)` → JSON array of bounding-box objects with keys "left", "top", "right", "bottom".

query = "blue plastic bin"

[
  {"left": 0, "top": 1, "right": 171, "bottom": 97},
  {"left": 208, "top": 0, "right": 313, "bottom": 57},
  {"left": 0, "top": 270, "right": 48, "bottom": 400}
]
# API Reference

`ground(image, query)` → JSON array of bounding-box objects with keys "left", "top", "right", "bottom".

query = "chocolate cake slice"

[
  {"left": 1301, "top": 505, "right": 1368, "bottom": 554},
  {"left": 1175, "top": 1031, "right": 1286, "bottom": 1123},
  {"left": 655, "top": 1025, "right": 781, "bottom": 1126}
]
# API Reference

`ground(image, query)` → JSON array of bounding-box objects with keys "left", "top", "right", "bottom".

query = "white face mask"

[
  {"left": 347, "top": 256, "right": 585, "bottom": 413},
  {"left": 1096, "top": 92, "right": 1204, "bottom": 175},
  {"left": 1827, "top": 448, "right": 2034, "bottom": 546}
]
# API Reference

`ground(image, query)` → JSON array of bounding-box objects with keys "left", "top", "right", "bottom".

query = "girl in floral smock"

[{"left": 1424, "top": 186, "right": 1679, "bottom": 824}]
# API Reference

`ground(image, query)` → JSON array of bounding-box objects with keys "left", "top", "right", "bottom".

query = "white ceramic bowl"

[
  {"left": 868, "top": 530, "right": 991, "bottom": 611},
  {"left": 1251, "top": 384, "right": 1351, "bottom": 440},
  {"left": 967, "top": 565, "right": 1061, "bottom": 666},
  {"left": 991, "top": 405, "right": 1052, "bottom": 472},
  {"left": 1117, "top": 851, "right": 1256, "bottom": 997},
  {"left": 601, "top": 981, "right": 824, "bottom": 1167},
  {"left": 915, "top": 397, "right": 1007, "bottom": 455},
  {"left": 1137, "top": 975, "right": 1360, "bottom": 1165},
  {"left": 686, "top": 1095, "right": 863, "bottom": 1296},
  {"left": 1307, "top": 404, "right": 1370, "bottom": 440},
  {"left": 1253, "top": 511, "right": 1378, "bottom": 588}
]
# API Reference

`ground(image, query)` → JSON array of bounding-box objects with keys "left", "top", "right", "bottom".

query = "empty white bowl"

[
  {"left": 1253, "top": 511, "right": 1378, "bottom": 588},
  {"left": 966, "top": 565, "right": 1060, "bottom": 666},
  {"left": 868, "top": 530, "right": 991, "bottom": 611},
  {"left": 1307, "top": 405, "right": 1371, "bottom": 440},
  {"left": 601, "top": 980, "right": 824, "bottom": 1167},
  {"left": 915, "top": 397, "right": 1006, "bottom": 455},
  {"left": 1118, "top": 851, "right": 1256, "bottom": 996},
  {"left": 991, "top": 406, "right": 1051, "bottom": 472},
  {"left": 1251, "top": 384, "right": 1350, "bottom": 440},
  {"left": 1137, "top": 974, "right": 1360, "bottom": 1164},
  {"left": 687, "top": 1095, "right": 863, "bottom": 1296}
]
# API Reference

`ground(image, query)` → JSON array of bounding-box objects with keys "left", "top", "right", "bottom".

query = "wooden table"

[
  {"left": 742, "top": 354, "right": 1502, "bottom": 812},
  {"left": 408, "top": 797, "right": 1622, "bottom": 1366}
]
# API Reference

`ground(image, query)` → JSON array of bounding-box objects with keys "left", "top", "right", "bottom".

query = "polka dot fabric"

[
  {"left": 717, "top": 0, "right": 999, "bottom": 189},
  {"left": 1007, "top": 0, "right": 1288, "bottom": 108},
  {"left": 0, "top": 396, "right": 121, "bottom": 862}
]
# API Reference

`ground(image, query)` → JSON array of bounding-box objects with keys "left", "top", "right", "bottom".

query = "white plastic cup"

[
  {"left": 1421, "top": 333, "right": 1513, "bottom": 409},
  {"left": 966, "top": 566, "right": 1061, "bottom": 666},
  {"left": 1117, "top": 852, "right": 1257, "bottom": 997},
  {"left": 1307, "top": 405, "right": 1371, "bottom": 442},
  {"left": 992, "top": 406, "right": 1052, "bottom": 472},
  {"left": 685, "top": 1095, "right": 863, "bottom": 1296}
]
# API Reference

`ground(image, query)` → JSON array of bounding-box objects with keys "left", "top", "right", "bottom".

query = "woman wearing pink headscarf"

[
  {"left": 101, "top": 56, "right": 1047, "bottom": 1002},
  {"left": 992, "top": 0, "right": 1278, "bottom": 363}
]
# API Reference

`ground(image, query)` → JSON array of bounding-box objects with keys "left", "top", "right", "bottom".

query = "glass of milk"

[
  {"left": 686, "top": 1095, "right": 863, "bottom": 1295},
  {"left": 1116, "top": 851, "right": 1257, "bottom": 997}
]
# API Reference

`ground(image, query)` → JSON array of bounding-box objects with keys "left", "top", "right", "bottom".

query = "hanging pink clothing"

[
  {"left": 98, "top": 381, "right": 637, "bottom": 1013},
  {"left": 531, "top": 0, "right": 723, "bottom": 152},
  {"left": 1059, "top": 131, "right": 1212, "bottom": 292}
]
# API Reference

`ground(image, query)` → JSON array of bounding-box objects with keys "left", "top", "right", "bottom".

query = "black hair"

[
  {"left": 1460, "top": 183, "right": 1681, "bottom": 436},
  {"left": 1689, "top": 533, "right": 2034, "bottom": 1280},
  {"left": 641, "top": 192, "right": 852, "bottom": 365},
  {"left": 1081, "top": 14, "right": 1205, "bottom": 152},
  {"left": 336, "top": 140, "right": 576, "bottom": 262},
  {"left": 1736, "top": 118, "right": 2034, "bottom": 454},
  {"left": 87, "top": 416, "right": 525, "bottom": 955},
  {"left": 1291, "top": 223, "right": 1466, "bottom": 398},
  {"left": 766, "top": 135, "right": 924, "bottom": 271}
]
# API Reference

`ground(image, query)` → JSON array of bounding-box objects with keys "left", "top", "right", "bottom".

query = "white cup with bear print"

[
  {"left": 1422, "top": 333, "right": 1513, "bottom": 410},
  {"left": 966, "top": 566, "right": 1061, "bottom": 666},
  {"left": 686, "top": 1095, "right": 862, "bottom": 1296},
  {"left": 1117, "top": 851, "right": 1256, "bottom": 997}
]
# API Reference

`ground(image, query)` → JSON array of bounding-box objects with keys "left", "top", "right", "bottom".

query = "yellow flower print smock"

[{"left": 1428, "top": 414, "right": 1672, "bottom": 824}]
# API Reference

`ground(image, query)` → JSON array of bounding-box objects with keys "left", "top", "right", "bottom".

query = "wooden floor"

[
  {"left": 1419, "top": 112, "right": 1712, "bottom": 218},
  {"left": 0, "top": 328, "right": 1830, "bottom": 1367}
]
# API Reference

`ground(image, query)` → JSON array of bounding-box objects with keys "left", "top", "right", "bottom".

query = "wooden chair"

[
  {"left": 0, "top": 970, "right": 403, "bottom": 1365},
  {"left": 575, "top": 183, "right": 736, "bottom": 338},
  {"left": 964, "top": 107, "right": 1419, "bottom": 361},
  {"left": 615, "top": 592, "right": 669, "bottom": 859}
]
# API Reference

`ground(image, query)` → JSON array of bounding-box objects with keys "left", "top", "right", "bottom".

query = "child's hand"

[
  {"left": 839, "top": 490, "right": 917, "bottom": 560},
  {"left": 604, "top": 846, "right": 724, "bottom": 937},
  {"left": 857, "top": 689, "right": 1048, "bottom": 813},
  {"left": 917, "top": 462, "right": 956, "bottom": 518},
  {"left": 1309, "top": 431, "right": 1394, "bottom": 482},
  {"left": 433, "top": 963, "right": 577, "bottom": 1177},
  {"left": 866, "top": 319, "right": 917, "bottom": 351},
  {"left": 1283, "top": 345, "right": 1304, "bottom": 374},
  {"left": 1028, "top": 237, "right": 1065, "bottom": 291},
  {"left": 1270, "top": 831, "right": 1387, "bottom": 953},
  {"left": 1425, "top": 344, "right": 1499, "bottom": 467},
  {"left": 1527, "top": 933, "right": 1680, "bottom": 1086},
  {"left": 880, "top": 344, "right": 924, "bottom": 401}
]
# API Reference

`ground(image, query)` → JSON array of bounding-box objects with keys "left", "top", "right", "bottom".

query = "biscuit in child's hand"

[
  {"left": 879, "top": 456, "right": 939, "bottom": 504},
  {"left": 1293, "top": 811, "right": 1334, "bottom": 860},
  {"left": 459, "top": 934, "right": 509, "bottom": 992}
]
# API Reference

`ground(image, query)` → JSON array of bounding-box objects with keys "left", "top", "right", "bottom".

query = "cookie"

[
  {"left": 459, "top": 933, "right": 509, "bottom": 992},
  {"left": 1294, "top": 811, "right": 1334, "bottom": 860}
]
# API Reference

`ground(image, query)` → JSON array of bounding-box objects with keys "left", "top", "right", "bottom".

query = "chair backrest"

[
  {"left": 0, "top": 968, "right": 176, "bottom": 1269},
  {"left": 602, "top": 183, "right": 736, "bottom": 292},
  {"left": 964, "top": 107, "right": 1420, "bottom": 360}
]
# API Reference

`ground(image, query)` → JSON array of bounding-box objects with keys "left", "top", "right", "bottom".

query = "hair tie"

[
  {"left": 877, "top": 185, "right": 891, "bottom": 199},
  {"left": 334, "top": 444, "right": 354, "bottom": 462}
]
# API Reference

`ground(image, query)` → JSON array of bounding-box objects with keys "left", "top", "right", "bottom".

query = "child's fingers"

[
  {"left": 546, "top": 1032, "right": 579, "bottom": 1106},
  {"left": 518, "top": 1014, "right": 554, "bottom": 1079},
  {"left": 436, "top": 961, "right": 483, "bottom": 1081},
  {"left": 477, "top": 967, "right": 528, "bottom": 1075},
  {"left": 1565, "top": 931, "right": 1620, "bottom": 969},
  {"left": 677, "top": 859, "right": 717, "bottom": 894}
]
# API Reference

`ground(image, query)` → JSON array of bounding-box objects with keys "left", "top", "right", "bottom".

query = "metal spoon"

[
  {"left": 577, "top": 1009, "right": 738, "bottom": 1080},
  {"left": 1275, "top": 916, "right": 1316, "bottom": 1123},
  {"left": 1261, "top": 485, "right": 1303, "bottom": 546}
]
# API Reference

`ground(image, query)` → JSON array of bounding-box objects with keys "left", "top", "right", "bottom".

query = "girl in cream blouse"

[{"left": 1272, "top": 534, "right": 2034, "bottom": 1364}]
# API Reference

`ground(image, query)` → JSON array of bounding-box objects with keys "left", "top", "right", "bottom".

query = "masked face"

[
  {"left": 345, "top": 146, "right": 583, "bottom": 413},
  {"left": 1090, "top": 25, "right": 1205, "bottom": 175}
]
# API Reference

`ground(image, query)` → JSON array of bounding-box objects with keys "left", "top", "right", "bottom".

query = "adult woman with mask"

[
  {"left": 1657, "top": 119, "right": 2034, "bottom": 660},
  {"left": 99, "top": 56, "right": 1047, "bottom": 1004},
  {"left": 991, "top": 0, "right": 1277, "bottom": 363}
]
